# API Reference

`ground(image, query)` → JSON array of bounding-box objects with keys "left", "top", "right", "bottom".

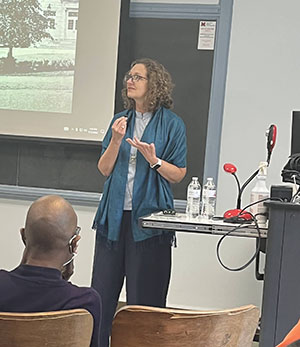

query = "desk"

[
  {"left": 140, "top": 203, "right": 300, "bottom": 347},
  {"left": 139, "top": 212, "right": 267, "bottom": 238}
]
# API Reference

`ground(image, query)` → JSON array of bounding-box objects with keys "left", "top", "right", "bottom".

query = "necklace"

[{"left": 129, "top": 153, "right": 137, "bottom": 164}]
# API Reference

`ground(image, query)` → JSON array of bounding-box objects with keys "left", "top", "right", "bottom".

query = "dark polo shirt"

[{"left": 0, "top": 264, "right": 101, "bottom": 347}]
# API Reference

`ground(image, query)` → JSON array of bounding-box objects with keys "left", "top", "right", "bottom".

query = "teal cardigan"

[{"left": 93, "top": 107, "right": 187, "bottom": 242}]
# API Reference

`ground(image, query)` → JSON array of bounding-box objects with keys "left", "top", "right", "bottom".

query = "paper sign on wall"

[{"left": 197, "top": 21, "right": 216, "bottom": 50}]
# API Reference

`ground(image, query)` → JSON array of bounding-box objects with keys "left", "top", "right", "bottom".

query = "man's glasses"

[{"left": 124, "top": 73, "right": 148, "bottom": 82}]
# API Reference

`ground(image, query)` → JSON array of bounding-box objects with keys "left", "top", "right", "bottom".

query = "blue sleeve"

[
  {"left": 100, "top": 119, "right": 114, "bottom": 156},
  {"left": 164, "top": 117, "right": 187, "bottom": 168}
]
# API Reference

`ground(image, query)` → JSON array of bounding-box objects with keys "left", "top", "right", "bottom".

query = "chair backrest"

[
  {"left": 0, "top": 308, "right": 93, "bottom": 347},
  {"left": 111, "top": 304, "right": 259, "bottom": 347}
]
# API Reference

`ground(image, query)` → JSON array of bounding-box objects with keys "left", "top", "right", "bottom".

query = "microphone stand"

[{"left": 236, "top": 169, "right": 259, "bottom": 210}]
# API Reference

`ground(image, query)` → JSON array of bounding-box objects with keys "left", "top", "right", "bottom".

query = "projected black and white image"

[{"left": 0, "top": 0, "right": 79, "bottom": 114}]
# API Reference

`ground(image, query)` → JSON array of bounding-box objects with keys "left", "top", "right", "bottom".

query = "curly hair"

[{"left": 122, "top": 58, "right": 174, "bottom": 112}]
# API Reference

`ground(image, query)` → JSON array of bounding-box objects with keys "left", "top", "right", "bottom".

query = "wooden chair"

[
  {"left": 0, "top": 308, "right": 93, "bottom": 347},
  {"left": 111, "top": 304, "right": 259, "bottom": 347}
]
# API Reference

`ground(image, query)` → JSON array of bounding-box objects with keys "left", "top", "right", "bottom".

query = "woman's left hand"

[
  {"left": 126, "top": 136, "right": 186, "bottom": 183},
  {"left": 126, "top": 136, "right": 157, "bottom": 165}
]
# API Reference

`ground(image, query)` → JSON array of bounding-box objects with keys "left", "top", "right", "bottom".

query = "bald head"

[{"left": 24, "top": 195, "right": 77, "bottom": 254}]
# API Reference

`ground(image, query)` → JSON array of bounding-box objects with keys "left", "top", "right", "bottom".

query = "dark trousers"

[{"left": 91, "top": 211, "right": 171, "bottom": 347}]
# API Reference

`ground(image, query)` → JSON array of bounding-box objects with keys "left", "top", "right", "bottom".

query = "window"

[
  {"left": 68, "top": 20, "right": 74, "bottom": 30},
  {"left": 68, "top": 11, "right": 78, "bottom": 17},
  {"left": 44, "top": 10, "right": 56, "bottom": 16},
  {"left": 49, "top": 18, "right": 55, "bottom": 29}
]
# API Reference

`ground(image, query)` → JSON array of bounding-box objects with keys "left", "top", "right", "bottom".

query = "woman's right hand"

[
  {"left": 111, "top": 116, "right": 127, "bottom": 144},
  {"left": 98, "top": 116, "right": 128, "bottom": 176}
]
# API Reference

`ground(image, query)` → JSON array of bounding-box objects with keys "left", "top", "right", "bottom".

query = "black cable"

[
  {"left": 236, "top": 169, "right": 259, "bottom": 210},
  {"left": 217, "top": 196, "right": 284, "bottom": 272},
  {"left": 239, "top": 196, "right": 284, "bottom": 213},
  {"left": 216, "top": 212, "right": 260, "bottom": 271},
  {"left": 232, "top": 172, "right": 241, "bottom": 209},
  {"left": 291, "top": 185, "right": 300, "bottom": 202},
  {"left": 239, "top": 197, "right": 270, "bottom": 214},
  {"left": 255, "top": 213, "right": 268, "bottom": 217}
]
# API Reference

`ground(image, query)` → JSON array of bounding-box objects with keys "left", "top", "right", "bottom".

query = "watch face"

[
  {"left": 151, "top": 159, "right": 161, "bottom": 170},
  {"left": 152, "top": 163, "right": 161, "bottom": 170}
]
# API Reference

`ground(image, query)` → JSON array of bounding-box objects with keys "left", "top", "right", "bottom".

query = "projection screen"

[{"left": 0, "top": 0, "right": 121, "bottom": 142}]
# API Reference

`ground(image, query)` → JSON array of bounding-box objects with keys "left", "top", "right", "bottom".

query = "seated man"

[{"left": 0, "top": 195, "right": 101, "bottom": 347}]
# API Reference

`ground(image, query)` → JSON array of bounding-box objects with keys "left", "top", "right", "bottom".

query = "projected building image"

[{"left": 0, "top": 0, "right": 79, "bottom": 114}]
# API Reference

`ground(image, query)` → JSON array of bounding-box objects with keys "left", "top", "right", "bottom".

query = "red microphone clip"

[{"left": 223, "top": 163, "right": 237, "bottom": 174}]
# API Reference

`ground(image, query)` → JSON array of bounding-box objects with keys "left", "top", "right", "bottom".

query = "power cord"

[
  {"left": 216, "top": 197, "right": 283, "bottom": 272},
  {"left": 291, "top": 182, "right": 300, "bottom": 202},
  {"left": 216, "top": 211, "right": 260, "bottom": 271}
]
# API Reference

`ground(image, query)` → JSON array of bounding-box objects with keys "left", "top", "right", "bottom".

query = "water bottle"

[
  {"left": 186, "top": 177, "right": 201, "bottom": 218},
  {"left": 201, "top": 178, "right": 216, "bottom": 220},
  {"left": 250, "top": 162, "right": 269, "bottom": 226}
]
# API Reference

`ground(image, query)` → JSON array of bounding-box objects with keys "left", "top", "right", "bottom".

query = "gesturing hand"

[
  {"left": 111, "top": 116, "right": 127, "bottom": 144},
  {"left": 126, "top": 136, "right": 157, "bottom": 165}
]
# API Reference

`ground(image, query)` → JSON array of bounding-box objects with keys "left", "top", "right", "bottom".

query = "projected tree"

[{"left": 0, "top": 0, "right": 52, "bottom": 62}]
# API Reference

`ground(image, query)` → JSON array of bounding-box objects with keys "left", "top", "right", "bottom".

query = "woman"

[{"left": 92, "top": 58, "right": 187, "bottom": 347}]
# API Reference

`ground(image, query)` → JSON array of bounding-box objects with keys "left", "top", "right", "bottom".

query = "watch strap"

[{"left": 150, "top": 158, "right": 162, "bottom": 170}]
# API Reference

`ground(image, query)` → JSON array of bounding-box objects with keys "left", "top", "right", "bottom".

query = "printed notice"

[{"left": 197, "top": 21, "right": 216, "bottom": 50}]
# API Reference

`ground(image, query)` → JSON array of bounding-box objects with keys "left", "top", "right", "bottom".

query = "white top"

[{"left": 123, "top": 111, "right": 152, "bottom": 210}]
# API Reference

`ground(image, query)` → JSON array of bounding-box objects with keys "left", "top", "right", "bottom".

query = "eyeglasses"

[
  {"left": 63, "top": 226, "right": 81, "bottom": 267},
  {"left": 124, "top": 73, "right": 148, "bottom": 82}
]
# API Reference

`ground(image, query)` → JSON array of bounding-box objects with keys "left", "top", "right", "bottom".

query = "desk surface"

[{"left": 139, "top": 212, "right": 267, "bottom": 238}]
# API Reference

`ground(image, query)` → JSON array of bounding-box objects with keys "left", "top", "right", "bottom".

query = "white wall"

[
  {"left": 215, "top": 0, "right": 300, "bottom": 308},
  {"left": 131, "top": 0, "right": 219, "bottom": 4},
  {"left": 1, "top": 0, "right": 300, "bottom": 311},
  {"left": 217, "top": 0, "right": 300, "bottom": 216}
]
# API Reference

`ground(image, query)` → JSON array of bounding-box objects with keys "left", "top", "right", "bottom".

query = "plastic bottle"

[
  {"left": 186, "top": 177, "right": 201, "bottom": 218},
  {"left": 201, "top": 178, "right": 217, "bottom": 219},
  {"left": 250, "top": 162, "right": 269, "bottom": 226}
]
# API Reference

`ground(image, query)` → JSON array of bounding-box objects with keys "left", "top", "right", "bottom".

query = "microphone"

[
  {"left": 266, "top": 124, "right": 277, "bottom": 165},
  {"left": 223, "top": 124, "right": 277, "bottom": 222},
  {"left": 223, "top": 163, "right": 252, "bottom": 222},
  {"left": 223, "top": 163, "right": 241, "bottom": 208}
]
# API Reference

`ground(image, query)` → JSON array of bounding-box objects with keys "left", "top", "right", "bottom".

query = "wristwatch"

[{"left": 150, "top": 158, "right": 162, "bottom": 170}]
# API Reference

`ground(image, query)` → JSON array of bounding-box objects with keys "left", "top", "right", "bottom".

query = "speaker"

[{"left": 270, "top": 185, "right": 293, "bottom": 202}]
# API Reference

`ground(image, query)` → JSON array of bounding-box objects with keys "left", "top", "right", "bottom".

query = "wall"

[
  {"left": 1, "top": 0, "right": 300, "bottom": 311},
  {"left": 217, "top": 1, "right": 300, "bottom": 233},
  {"left": 215, "top": 0, "right": 300, "bottom": 308},
  {"left": 131, "top": 0, "right": 219, "bottom": 4}
]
